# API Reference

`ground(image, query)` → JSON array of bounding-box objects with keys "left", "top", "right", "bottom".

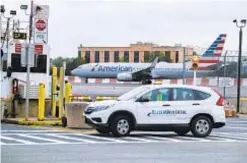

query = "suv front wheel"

[
  {"left": 110, "top": 115, "right": 131, "bottom": 137},
  {"left": 191, "top": 115, "right": 213, "bottom": 137}
]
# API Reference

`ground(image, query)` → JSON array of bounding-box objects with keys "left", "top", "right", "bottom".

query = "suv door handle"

[
  {"left": 192, "top": 103, "right": 200, "bottom": 105},
  {"left": 163, "top": 104, "right": 170, "bottom": 106}
]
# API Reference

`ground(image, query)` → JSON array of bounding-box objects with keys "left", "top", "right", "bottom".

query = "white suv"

[{"left": 84, "top": 84, "right": 226, "bottom": 137}]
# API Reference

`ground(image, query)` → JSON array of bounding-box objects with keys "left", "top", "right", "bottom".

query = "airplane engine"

[{"left": 117, "top": 72, "right": 133, "bottom": 81}]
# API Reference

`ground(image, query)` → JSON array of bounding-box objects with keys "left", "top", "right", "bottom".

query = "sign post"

[{"left": 193, "top": 70, "right": 197, "bottom": 85}]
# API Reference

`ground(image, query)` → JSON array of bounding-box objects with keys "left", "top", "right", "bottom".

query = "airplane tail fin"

[
  {"left": 193, "top": 34, "right": 227, "bottom": 71},
  {"left": 150, "top": 57, "right": 159, "bottom": 69},
  {"left": 199, "top": 33, "right": 227, "bottom": 64}
]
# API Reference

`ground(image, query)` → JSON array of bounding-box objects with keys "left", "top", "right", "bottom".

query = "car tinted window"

[
  {"left": 173, "top": 88, "right": 195, "bottom": 101},
  {"left": 193, "top": 90, "right": 211, "bottom": 100},
  {"left": 117, "top": 85, "right": 151, "bottom": 101},
  {"left": 141, "top": 88, "right": 170, "bottom": 101}
]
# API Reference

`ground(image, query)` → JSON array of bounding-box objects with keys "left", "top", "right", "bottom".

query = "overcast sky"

[{"left": 2, "top": 0, "right": 247, "bottom": 58}]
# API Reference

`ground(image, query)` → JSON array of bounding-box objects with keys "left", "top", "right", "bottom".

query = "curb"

[{"left": 2, "top": 119, "right": 62, "bottom": 126}]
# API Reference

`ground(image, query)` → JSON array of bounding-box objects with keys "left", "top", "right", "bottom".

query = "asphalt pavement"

[
  {"left": 71, "top": 83, "right": 247, "bottom": 99},
  {"left": 1, "top": 118, "right": 247, "bottom": 163}
]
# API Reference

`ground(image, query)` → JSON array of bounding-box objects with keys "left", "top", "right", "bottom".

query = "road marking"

[
  {"left": 213, "top": 132, "right": 247, "bottom": 136},
  {"left": 1, "top": 135, "right": 37, "bottom": 144},
  {"left": 17, "top": 134, "right": 69, "bottom": 144},
  {"left": 211, "top": 133, "right": 247, "bottom": 141},
  {"left": 46, "top": 134, "right": 97, "bottom": 143},
  {"left": 226, "top": 121, "right": 247, "bottom": 123},
  {"left": 223, "top": 126, "right": 247, "bottom": 130},
  {"left": 208, "top": 135, "right": 239, "bottom": 142},
  {"left": 176, "top": 136, "right": 211, "bottom": 142},
  {"left": 76, "top": 134, "right": 127, "bottom": 143},
  {"left": 145, "top": 136, "right": 182, "bottom": 142},
  {"left": 121, "top": 136, "right": 159, "bottom": 143}
]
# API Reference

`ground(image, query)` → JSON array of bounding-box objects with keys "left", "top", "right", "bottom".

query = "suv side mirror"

[{"left": 138, "top": 97, "right": 149, "bottom": 102}]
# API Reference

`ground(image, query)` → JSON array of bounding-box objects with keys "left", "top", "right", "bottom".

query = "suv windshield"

[{"left": 117, "top": 85, "right": 152, "bottom": 101}]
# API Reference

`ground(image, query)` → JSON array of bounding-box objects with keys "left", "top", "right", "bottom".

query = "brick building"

[{"left": 78, "top": 42, "right": 193, "bottom": 63}]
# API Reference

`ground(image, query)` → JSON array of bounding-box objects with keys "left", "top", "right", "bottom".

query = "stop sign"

[{"left": 35, "top": 19, "right": 46, "bottom": 31}]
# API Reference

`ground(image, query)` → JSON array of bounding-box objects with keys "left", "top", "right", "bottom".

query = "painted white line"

[
  {"left": 226, "top": 120, "right": 247, "bottom": 124},
  {"left": 1, "top": 135, "right": 37, "bottom": 145},
  {"left": 145, "top": 136, "right": 182, "bottom": 142},
  {"left": 223, "top": 126, "right": 247, "bottom": 130},
  {"left": 17, "top": 134, "right": 69, "bottom": 144},
  {"left": 208, "top": 135, "right": 239, "bottom": 142},
  {"left": 211, "top": 134, "right": 247, "bottom": 140},
  {"left": 0, "top": 130, "right": 62, "bottom": 133},
  {"left": 213, "top": 132, "right": 247, "bottom": 135},
  {"left": 46, "top": 134, "right": 97, "bottom": 143},
  {"left": 122, "top": 136, "right": 159, "bottom": 143},
  {"left": 0, "top": 141, "right": 6, "bottom": 145},
  {"left": 176, "top": 136, "right": 211, "bottom": 142},
  {"left": 76, "top": 134, "right": 127, "bottom": 143}
]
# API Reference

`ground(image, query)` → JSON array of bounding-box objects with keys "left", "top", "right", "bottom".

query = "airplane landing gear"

[{"left": 142, "top": 78, "right": 152, "bottom": 85}]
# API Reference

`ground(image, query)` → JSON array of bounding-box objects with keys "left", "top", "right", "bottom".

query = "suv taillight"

[{"left": 212, "top": 89, "right": 224, "bottom": 106}]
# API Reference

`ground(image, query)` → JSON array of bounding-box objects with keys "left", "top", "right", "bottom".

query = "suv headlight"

[{"left": 94, "top": 104, "right": 115, "bottom": 112}]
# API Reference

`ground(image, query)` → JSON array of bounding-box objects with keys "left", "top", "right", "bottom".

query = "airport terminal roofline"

[{"left": 77, "top": 42, "right": 193, "bottom": 50}]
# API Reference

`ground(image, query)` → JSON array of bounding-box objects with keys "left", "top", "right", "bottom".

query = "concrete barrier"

[
  {"left": 226, "top": 98, "right": 247, "bottom": 114},
  {"left": 65, "top": 102, "right": 90, "bottom": 128}
]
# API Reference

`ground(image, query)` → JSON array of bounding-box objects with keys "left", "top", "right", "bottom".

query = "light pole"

[
  {"left": 233, "top": 19, "right": 246, "bottom": 113},
  {"left": 20, "top": 1, "right": 34, "bottom": 121}
]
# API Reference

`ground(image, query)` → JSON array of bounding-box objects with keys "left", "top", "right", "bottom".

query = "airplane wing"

[{"left": 132, "top": 57, "right": 159, "bottom": 77}]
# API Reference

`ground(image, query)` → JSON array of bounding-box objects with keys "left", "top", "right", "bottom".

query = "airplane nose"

[{"left": 71, "top": 68, "right": 78, "bottom": 76}]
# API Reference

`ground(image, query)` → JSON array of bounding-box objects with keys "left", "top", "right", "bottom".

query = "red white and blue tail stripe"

[{"left": 197, "top": 33, "right": 227, "bottom": 70}]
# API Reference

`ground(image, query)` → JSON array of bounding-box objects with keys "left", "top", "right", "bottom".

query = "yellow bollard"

[
  {"left": 58, "top": 68, "right": 64, "bottom": 119},
  {"left": 38, "top": 83, "right": 45, "bottom": 121},
  {"left": 52, "top": 67, "right": 57, "bottom": 117},
  {"left": 65, "top": 83, "right": 72, "bottom": 103}
]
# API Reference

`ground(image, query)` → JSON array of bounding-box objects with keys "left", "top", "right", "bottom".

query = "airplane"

[{"left": 71, "top": 34, "right": 227, "bottom": 84}]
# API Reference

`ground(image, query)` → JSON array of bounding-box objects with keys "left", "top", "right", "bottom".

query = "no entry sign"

[{"left": 35, "top": 19, "right": 46, "bottom": 31}]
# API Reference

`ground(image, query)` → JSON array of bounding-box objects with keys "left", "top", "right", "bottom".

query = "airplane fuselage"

[{"left": 72, "top": 62, "right": 213, "bottom": 79}]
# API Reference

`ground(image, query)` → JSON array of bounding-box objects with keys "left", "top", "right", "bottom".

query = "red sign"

[
  {"left": 15, "top": 43, "right": 22, "bottom": 54},
  {"left": 35, "top": 45, "right": 43, "bottom": 55},
  {"left": 35, "top": 19, "right": 46, "bottom": 31}
]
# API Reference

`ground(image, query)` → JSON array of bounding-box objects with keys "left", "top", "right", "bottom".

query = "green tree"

[
  {"left": 51, "top": 56, "right": 82, "bottom": 76},
  {"left": 144, "top": 51, "right": 172, "bottom": 63},
  {"left": 193, "top": 51, "right": 199, "bottom": 56},
  {"left": 119, "top": 57, "right": 128, "bottom": 62}
]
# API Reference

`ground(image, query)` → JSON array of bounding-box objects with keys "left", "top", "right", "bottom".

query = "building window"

[
  {"left": 124, "top": 51, "right": 129, "bottom": 62},
  {"left": 165, "top": 51, "right": 171, "bottom": 61},
  {"left": 85, "top": 51, "right": 90, "bottom": 63},
  {"left": 144, "top": 51, "right": 150, "bottom": 62},
  {"left": 104, "top": 51, "right": 110, "bottom": 62},
  {"left": 175, "top": 51, "right": 179, "bottom": 63},
  {"left": 134, "top": 51, "right": 139, "bottom": 62},
  {"left": 114, "top": 51, "right": 119, "bottom": 62},
  {"left": 95, "top": 51, "right": 100, "bottom": 63}
]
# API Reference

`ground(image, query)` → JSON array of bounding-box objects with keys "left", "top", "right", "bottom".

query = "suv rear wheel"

[
  {"left": 191, "top": 115, "right": 213, "bottom": 137},
  {"left": 110, "top": 115, "right": 131, "bottom": 137}
]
